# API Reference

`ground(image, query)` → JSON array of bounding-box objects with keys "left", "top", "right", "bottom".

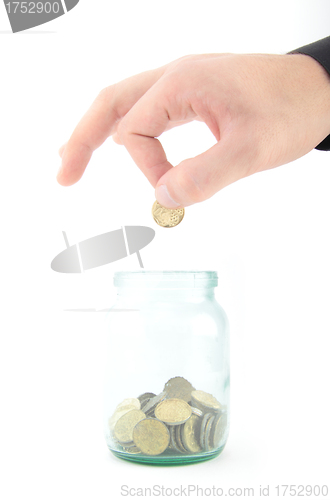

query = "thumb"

[{"left": 155, "top": 137, "right": 250, "bottom": 208}]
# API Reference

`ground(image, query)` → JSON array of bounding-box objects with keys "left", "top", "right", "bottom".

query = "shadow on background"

[{"left": 0, "top": 30, "right": 56, "bottom": 34}]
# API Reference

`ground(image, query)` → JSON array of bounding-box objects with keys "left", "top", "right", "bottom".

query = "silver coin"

[
  {"left": 204, "top": 414, "right": 215, "bottom": 452},
  {"left": 141, "top": 391, "right": 167, "bottom": 416},
  {"left": 164, "top": 376, "right": 195, "bottom": 403},
  {"left": 138, "top": 392, "right": 156, "bottom": 408},
  {"left": 200, "top": 412, "right": 212, "bottom": 450},
  {"left": 122, "top": 445, "right": 141, "bottom": 454},
  {"left": 175, "top": 424, "right": 187, "bottom": 453},
  {"left": 191, "top": 406, "right": 203, "bottom": 417},
  {"left": 169, "top": 425, "right": 182, "bottom": 453}
]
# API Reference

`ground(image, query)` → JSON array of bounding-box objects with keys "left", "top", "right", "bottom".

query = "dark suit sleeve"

[{"left": 290, "top": 36, "right": 330, "bottom": 151}]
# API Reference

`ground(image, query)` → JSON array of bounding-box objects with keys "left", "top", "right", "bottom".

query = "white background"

[{"left": 0, "top": 1, "right": 330, "bottom": 499}]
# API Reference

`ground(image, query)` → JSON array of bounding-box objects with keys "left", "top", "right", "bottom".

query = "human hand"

[{"left": 57, "top": 53, "right": 330, "bottom": 207}]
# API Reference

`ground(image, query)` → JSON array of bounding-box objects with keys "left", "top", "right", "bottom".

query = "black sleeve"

[{"left": 290, "top": 36, "right": 330, "bottom": 151}]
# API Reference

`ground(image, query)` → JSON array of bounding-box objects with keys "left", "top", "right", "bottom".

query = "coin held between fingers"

[{"left": 152, "top": 201, "right": 185, "bottom": 228}]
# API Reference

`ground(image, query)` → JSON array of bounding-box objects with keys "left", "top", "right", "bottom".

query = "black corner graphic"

[
  {"left": 64, "top": 0, "right": 79, "bottom": 12},
  {"left": 3, "top": 0, "right": 80, "bottom": 33}
]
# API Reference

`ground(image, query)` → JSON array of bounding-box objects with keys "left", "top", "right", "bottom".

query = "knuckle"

[
  {"left": 171, "top": 54, "right": 199, "bottom": 68},
  {"left": 167, "top": 58, "right": 193, "bottom": 77},
  {"left": 96, "top": 84, "right": 117, "bottom": 105},
  {"left": 96, "top": 86, "right": 111, "bottom": 102}
]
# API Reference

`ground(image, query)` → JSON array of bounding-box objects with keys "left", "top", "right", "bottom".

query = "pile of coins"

[{"left": 109, "top": 376, "right": 227, "bottom": 456}]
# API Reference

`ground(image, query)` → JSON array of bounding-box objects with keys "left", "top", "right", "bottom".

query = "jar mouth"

[{"left": 114, "top": 271, "right": 218, "bottom": 288}]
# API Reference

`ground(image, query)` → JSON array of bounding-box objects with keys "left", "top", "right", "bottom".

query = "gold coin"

[
  {"left": 181, "top": 414, "right": 202, "bottom": 453},
  {"left": 109, "top": 405, "right": 139, "bottom": 432},
  {"left": 191, "top": 390, "right": 222, "bottom": 412},
  {"left": 116, "top": 398, "right": 141, "bottom": 411},
  {"left": 133, "top": 418, "right": 170, "bottom": 456},
  {"left": 114, "top": 409, "right": 146, "bottom": 444},
  {"left": 155, "top": 398, "right": 192, "bottom": 425},
  {"left": 210, "top": 413, "right": 227, "bottom": 448},
  {"left": 152, "top": 201, "right": 185, "bottom": 228},
  {"left": 164, "top": 376, "right": 195, "bottom": 403}
]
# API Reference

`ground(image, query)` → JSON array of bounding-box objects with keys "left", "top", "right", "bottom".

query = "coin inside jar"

[
  {"left": 204, "top": 414, "right": 215, "bottom": 451},
  {"left": 181, "top": 413, "right": 202, "bottom": 453},
  {"left": 154, "top": 398, "right": 192, "bottom": 425},
  {"left": 141, "top": 391, "right": 166, "bottom": 416},
  {"left": 152, "top": 201, "right": 185, "bottom": 228},
  {"left": 199, "top": 412, "right": 212, "bottom": 450},
  {"left": 191, "top": 390, "right": 222, "bottom": 412},
  {"left": 138, "top": 392, "right": 156, "bottom": 408},
  {"left": 109, "top": 405, "right": 139, "bottom": 432},
  {"left": 164, "top": 376, "right": 195, "bottom": 403},
  {"left": 133, "top": 418, "right": 170, "bottom": 456},
  {"left": 116, "top": 398, "right": 141, "bottom": 411},
  {"left": 169, "top": 425, "right": 182, "bottom": 453},
  {"left": 210, "top": 413, "right": 227, "bottom": 448},
  {"left": 114, "top": 409, "right": 146, "bottom": 444}
]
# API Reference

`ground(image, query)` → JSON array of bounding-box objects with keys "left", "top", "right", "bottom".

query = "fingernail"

[{"left": 155, "top": 185, "right": 180, "bottom": 208}]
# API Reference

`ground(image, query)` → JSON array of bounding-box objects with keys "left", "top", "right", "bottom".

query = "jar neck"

[
  {"left": 117, "top": 287, "right": 215, "bottom": 301},
  {"left": 113, "top": 271, "right": 218, "bottom": 302}
]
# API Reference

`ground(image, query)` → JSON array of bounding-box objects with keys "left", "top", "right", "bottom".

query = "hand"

[{"left": 57, "top": 53, "right": 330, "bottom": 207}]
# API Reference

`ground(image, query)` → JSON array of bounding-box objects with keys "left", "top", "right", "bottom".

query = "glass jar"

[{"left": 104, "top": 271, "right": 229, "bottom": 465}]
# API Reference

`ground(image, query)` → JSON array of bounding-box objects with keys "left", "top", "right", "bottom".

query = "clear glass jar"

[{"left": 104, "top": 271, "right": 229, "bottom": 465}]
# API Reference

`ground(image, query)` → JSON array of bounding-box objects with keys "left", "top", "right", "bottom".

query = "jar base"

[{"left": 109, "top": 445, "right": 225, "bottom": 466}]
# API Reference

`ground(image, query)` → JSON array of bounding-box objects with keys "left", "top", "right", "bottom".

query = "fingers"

[
  {"left": 58, "top": 142, "right": 67, "bottom": 158},
  {"left": 155, "top": 134, "right": 253, "bottom": 207},
  {"left": 57, "top": 67, "right": 166, "bottom": 186},
  {"left": 116, "top": 76, "right": 197, "bottom": 187}
]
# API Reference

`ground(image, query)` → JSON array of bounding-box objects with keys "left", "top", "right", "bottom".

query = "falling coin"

[
  {"left": 114, "top": 409, "right": 146, "bottom": 444},
  {"left": 164, "top": 376, "right": 195, "bottom": 403},
  {"left": 155, "top": 398, "right": 192, "bottom": 425},
  {"left": 152, "top": 201, "right": 185, "bottom": 228},
  {"left": 191, "top": 390, "right": 222, "bottom": 412},
  {"left": 181, "top": 414, "right": 202, "bottom": 453},
  {"left": 133, "top": 418, "right": 170, "bottom": 456}
]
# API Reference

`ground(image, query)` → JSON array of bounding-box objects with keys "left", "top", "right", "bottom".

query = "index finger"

[{"left": 57, "top": 67, "right": 166, "bottom": 186}]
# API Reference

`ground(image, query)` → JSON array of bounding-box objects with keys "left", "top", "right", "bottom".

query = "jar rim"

[{"left": 114, "top": 271, "right": 218, "bottom": 288}]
